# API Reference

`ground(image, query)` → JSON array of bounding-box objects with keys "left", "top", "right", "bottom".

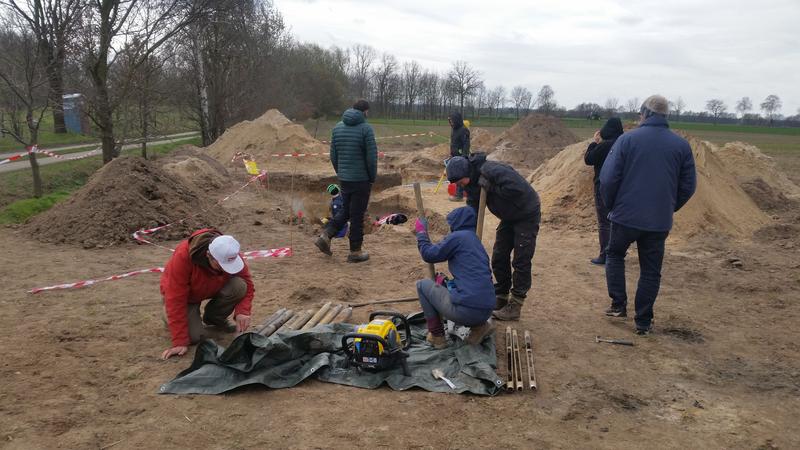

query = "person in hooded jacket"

[
  {"left": 448, "top": 112, "right": 471, "bottom": 201},
  {"left": 414, "top": 206, "right": 496, "bottom": 348},
  {"left": 446, "top": 154, "right": 541, "bottom": 321},
  {"left": 160, "top": 229, "right": 255, "bottom": 360},
  {"left": 314, "top": 99, "right": 378, "bottom": 263},
  {"left": 584, "top": 117, "right": 624, "bottom": 265}
]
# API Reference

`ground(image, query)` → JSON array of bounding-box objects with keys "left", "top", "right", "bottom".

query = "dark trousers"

[
  {"left": 163, "top": 277, "right": 247, "bottom": 344},
  {"left": 492, "top": 209, "right": 540, "bottom": 299},
  {"left": 605, "top": 222, "right": 668, "bottom": 329},
  {"left": 325, "top": 180, "right": 372, "bottom": 251},
  {"left": 594, "top": 183, "right": 611, "bottom": 259}
]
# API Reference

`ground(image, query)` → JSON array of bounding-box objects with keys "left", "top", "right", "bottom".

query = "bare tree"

[
  {"left": 446, "top": 60, "right": 482, "bottom": 113},
  {"left": 760, "top": 94, "right": 782, "bottom": 123},
  {"left": 0, "top": 27, "right": 49, "bottom": 197},
  {"left": 372, "top": 52, "right": 397, "bottom": 116},
  {"left": 735, "top": 96, "right": 752, "bottom": 120},
  {"left": 705, "top": 98, "right": 727, "bottom": 124},
  {"left": 521, "top": 88, "right": 533, "bottom": 116},
  {"left": 672, "top": 96, "right": 685, "bottom": 120},
  {"left": 510, "top": 85, "right": 531, "bottom": 118},
  {"left": 1, "top": 0, "right": 84, "bottom": 134},
  {"left": 626, "top": 97, "right": 640, "bottom": 114},
  {"left": 486, "top": 86, "right": 505, "bottom": 118},
  {"left": 536, "top": 85, "right": 556, "bottom": 115},
  {"left": 401, "top": 60, "right": 420, "bottom": 117},
  {"left": 418, "top": 70, "right": 439, "bottom": 119},
  {"left": 350, "top": 44, "right": 376, "bottom": 100},
  {"left": 604, "top": 97, "right": 619, "bottom": 116}
]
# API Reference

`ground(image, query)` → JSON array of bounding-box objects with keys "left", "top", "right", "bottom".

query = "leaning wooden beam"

[
  {"left": 524, "top": 330, "right": 537, "bottom": 390},
  {"left": 255, "top": 308, "right": 286, "bottom": 334},
  {"left": 413, "top": 182, "right": 436, "bottom": 280},
  {"left": 300, "top": 302, "right": 332, "bottom": 330},
  {"left": 476, "top": 188, "right": 488, "bottom": 240},
  {"left": 261, "top": 309, "right": 294, "bottom": 337},
  {"left": 349, "top": 296, "right": 418, "bottom": 308},
  {"left": 318, "top": 304, "right": 344, "bottom": 325}
]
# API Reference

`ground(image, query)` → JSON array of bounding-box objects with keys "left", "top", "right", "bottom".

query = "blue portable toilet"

[{"left": 62, "top": 94, "right": 89, "bottom": 134}]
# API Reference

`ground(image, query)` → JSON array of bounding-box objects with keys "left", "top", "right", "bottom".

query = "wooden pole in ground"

[
  {"left": 413, "top": 182, "right": 436, "bottom": 280},
  {"left": 476, "top": 188, "right": 488, "bottom": 241},
  {"left": 349, "top": 296, "right": 418, "bottom": 308},
  {"left": 300, "top": 302, "right": 332, "bottom": 330}
]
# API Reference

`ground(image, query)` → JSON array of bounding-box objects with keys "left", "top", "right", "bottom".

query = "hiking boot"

[
  {"left": 494, "top": 293, "right": 509, "bottom": 310},
  {"left": 314, "top": 233, "right": 332, "bottom": 256},
  {"left": 590, "top": 256, "right": 606, "bottom": 265},
  {"left": 493, "top": 296, "right": 523, "bottom": 321},
  {"left": 204, "top": 319, "right": 237, "bottom": 333},
  {"left": 347, "top": 249, "right": 370, "bottom": 263},
  {"left": 426, "top": 332, "right": 448, "bottom": 349},
  {"left": 605, "top": 306, "right": 627, "bottom": 317},
  {"left": 635, "top": 324, "right": 653, "bottom": 336},
  {"left": 465, "top": 320, "right": 496, "bottom": 345}
]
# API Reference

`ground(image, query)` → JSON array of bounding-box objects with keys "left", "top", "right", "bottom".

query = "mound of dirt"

[
  {"left": 488, "top": 114, "right": 578, "bottom": 174},
  {"left": 470, "top": 128, "right": 496, "bottom": 149},
  {"left": 25, "top": 157, "right": 228, "bottom": 248},
  {"left": 159, "top": 146, "right": 230, "bottom": 193},
  {"left": 206, "top": 109, "right": 326, "bottom": 164},
  {"left": 530, "top": 137, "right": 775, "bottom": 239}
]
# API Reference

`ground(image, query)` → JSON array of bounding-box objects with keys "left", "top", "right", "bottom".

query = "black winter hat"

[
  {"left": 446, "top": 156, "right": 470, "bottom": 182},
  {"left": 353, "top": 99, "right": 370, "bottom": 112}
]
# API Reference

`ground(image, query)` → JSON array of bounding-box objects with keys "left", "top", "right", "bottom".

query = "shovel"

[{"left": 432, "top": 368, "right": 456, "bottom": 390}]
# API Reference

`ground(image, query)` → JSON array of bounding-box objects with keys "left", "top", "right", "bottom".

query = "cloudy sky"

[{"left": 273, "top": 0, "right": 799, "bottom": 116}]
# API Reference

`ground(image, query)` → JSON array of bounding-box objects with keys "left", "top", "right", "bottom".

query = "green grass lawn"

[{"left": 0, "top": 137, "right": 201, "bottom": 217}]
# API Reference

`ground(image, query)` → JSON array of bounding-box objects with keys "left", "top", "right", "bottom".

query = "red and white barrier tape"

[
  {"left": 29, "top": 247, "right": 293, "bottom": 294},
  {"left": 320, "top": 131, "right": 434, "bottom": 144},
  {"left": 0, "top": 146, "right": 36, "bottom": 165}
]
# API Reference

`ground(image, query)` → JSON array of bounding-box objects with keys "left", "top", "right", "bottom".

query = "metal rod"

[
  {"left": 413, "top": 182, "right": 436, "bottom": 280},
  {"left": 255, "top": 308, "right": 286, "bottom": 334},
  {"left": 512, "top": 329, "right": 523, "bottom": 391},
  {"left": 524, "top": 330, "right": 537, "bottom": 390},
  {"left": 261, "top": 309, "right": 294, "bottom": 337},
  {"left": 476, "top": 188, "right": 488, "bottom": 240},
  {"left": 300, "top": 302, "right": 332, "bottom": 330},
  {"left": 318, "top": 304, "right": 343, "bottom": 325},
  {"left": 506, "top": 326, "right": 514, "bottom": 391},
  {"left": 334, "top": 306, "right": 353, "bottom": 323},
  {"left": 349, "top": 296, "right": 418, "bottom": 308}
]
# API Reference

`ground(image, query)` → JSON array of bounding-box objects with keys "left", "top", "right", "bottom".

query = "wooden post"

[
  {"left": 413, "top": 182, "right": 436, "bottom": 280},
  {"left": 476, "top": 188, "right": 488, "bottom": 240},
  {"left": 300, "top": 302, "right": 332, "bottom": 330}
]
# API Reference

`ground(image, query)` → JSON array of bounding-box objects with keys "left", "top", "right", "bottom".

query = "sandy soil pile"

[
  {"left": 488, "top": 114, "right": 578, "bottom": 173},
  {"left": 159, "top": 145, "right": 230, "bottom": 193},
  {"left": 470, "top": 127, "right": 495, "bottom": 149},
  {"left": 530, "top": 137, "right": 784, "bottom": 239},
  {"left": 206, "top": 109, "right": 326, "bottom": 164},
  {"left": 25, "top": 157, "right": 228, "bottom": 248}
]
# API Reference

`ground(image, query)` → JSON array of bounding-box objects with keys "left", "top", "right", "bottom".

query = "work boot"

[
  {"left": 494, "top": 293, "right": 509, "bottom": 310},
  {"left": 426, "top": 332, "right": 448, "bottom": 349},
  {"left": 347, "top": 249, "right": 370, "bottom": 263},
  {"left": 204, "top": 319, "right": 237, "bottom": 333},
  {"left": 605, "top": 306, "right": 627, "bottom": 317},
  {"left": 314, "top": 233, "right": 332, "bottom": 256},
  {"left": 465, "top": 320, "right": 496, "bottom": 345},
  {"left": 493, "top": 295, "right": 523, "bottom": 321},
  {"left": 590, "top": 256, "right": 606, "bottom": 265}
]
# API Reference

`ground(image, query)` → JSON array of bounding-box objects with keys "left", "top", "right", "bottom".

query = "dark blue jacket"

[
  {"left": 416, "top": 207, "right": 495, "bottom": 311},
  {"left": 599, "top": 115, "right": 697, "bottom": 232},
  {"left": 330, "top": 109, "right": 378, "bottom": 183}
]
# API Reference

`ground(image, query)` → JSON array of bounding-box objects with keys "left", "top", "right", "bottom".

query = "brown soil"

[
  {"left": 24, "top": 156, "right": 230, "bottom": 248},
  {"left": 488, "top": 114, "right": 579, "bottom": 175},
  {"left": 3, "top": 121, "right": 799, "bottom": 449}
]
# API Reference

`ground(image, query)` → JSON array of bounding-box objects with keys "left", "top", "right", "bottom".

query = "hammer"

[{"left": 595, "top": 336, "right": 634, "bottom": 346}]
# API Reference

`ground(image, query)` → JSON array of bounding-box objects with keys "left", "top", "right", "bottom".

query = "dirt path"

[{"left": 1, "top": 178, "right": 798, "bottom": 449}]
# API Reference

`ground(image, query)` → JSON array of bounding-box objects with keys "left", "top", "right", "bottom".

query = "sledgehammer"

[{"left": 595, "top": 336, "right": 634, "bottom": 346}]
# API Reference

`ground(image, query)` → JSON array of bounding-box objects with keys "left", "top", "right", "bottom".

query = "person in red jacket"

[{"left": 160, "top": 229, "right": 255, "bottom": 359}]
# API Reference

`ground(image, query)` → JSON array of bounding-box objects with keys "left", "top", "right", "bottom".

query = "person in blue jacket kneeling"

[{"left": 414, "top": 206, "right": 496, "bottom": 349}]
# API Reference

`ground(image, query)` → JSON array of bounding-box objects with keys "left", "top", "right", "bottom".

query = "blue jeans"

[
  {"left": 605, "top": 222, "right": 668, "bottom": 329},
  {"left": 416, "top": 279, "right": 492, "bottom": 327}
]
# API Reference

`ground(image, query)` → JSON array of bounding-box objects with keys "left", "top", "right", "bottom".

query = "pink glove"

[
  {"left": 435, "top": 273, "right": 446, "bottom": 286},
  {"left": 414, "top": 218, "right": 428, "bottom": 234}
]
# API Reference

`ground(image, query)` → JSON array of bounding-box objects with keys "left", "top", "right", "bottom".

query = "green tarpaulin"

[{"left": 160, "top": 313, "right": 503, "bottom": 395}]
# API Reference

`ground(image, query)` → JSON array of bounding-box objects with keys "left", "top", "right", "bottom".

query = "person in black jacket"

[
  {"left": 448, "top": 112, "right": 471, "bottom": 201},
  {"left": 446, "top": 154, "right": 541, "bottom": 321},
  {"left": 584, "top": 117, "right": 624, "bottom": 265}
]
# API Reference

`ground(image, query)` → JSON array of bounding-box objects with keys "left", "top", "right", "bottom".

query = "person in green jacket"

[{"left": 314, "top": 99, "right": 378, "bottom": 263}]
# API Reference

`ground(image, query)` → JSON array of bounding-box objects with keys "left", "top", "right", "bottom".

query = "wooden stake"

[
  {"left": 349, "top": 296, "right": 418, "bottom": 308},
  {"left": 476, "top": 188, "right": 488, "bottom": 240},
  {"left": 413, "top": 182, "right": 436, "bottom": 280}
]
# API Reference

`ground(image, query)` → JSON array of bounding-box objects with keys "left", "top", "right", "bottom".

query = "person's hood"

[
  {"left": 447, "top": 206, "right": 477, "bottom": 232},
  {"left": 639, "top": 114, "right": 669, "bottom": 128},
  {"left": 449, "top": 111, "right": 464, "bottom": 129},
  {"left": 188, "top": 228, "right": 221, "bottom": 268},
  {"left": 342, "top": 108, "right": 365, "bottom": 126},
  {"left": 446, "top": 156, "right": 470, "bottom": 182},
  {"left": 600, "top": 117, "right": 624, "bottom": 140}
]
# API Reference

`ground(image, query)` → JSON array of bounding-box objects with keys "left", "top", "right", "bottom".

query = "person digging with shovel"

[{"left": 414, "top": 206, "right": 496, "bottom": 349}]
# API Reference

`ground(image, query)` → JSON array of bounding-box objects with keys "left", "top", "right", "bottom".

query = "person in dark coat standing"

[
  {"left": 446, "top": 154, "right": 541, "bottom": 321},
  {"left": 599, "top": 95, "right": 697, "bottom": 335},
  {"left": 314, "top": 99, "right": 377, "bottom": 263},
  {"left": 448, "top": 111, "right": 471, "bottom": 201},
  {"left": 584, "top": 117, "right": 624, "bottom": 265}
]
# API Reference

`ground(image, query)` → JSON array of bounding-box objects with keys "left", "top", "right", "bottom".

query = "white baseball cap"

[{"left": 208, "top": 235, "right": 244, "bottom": 274}]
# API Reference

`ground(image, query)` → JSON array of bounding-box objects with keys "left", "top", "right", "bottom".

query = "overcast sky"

[{"left": 273, "top": 0, "right": 799, "bottom": 116}]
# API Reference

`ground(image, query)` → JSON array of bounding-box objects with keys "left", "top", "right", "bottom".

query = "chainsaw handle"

[
  {"left": 368, "top": 311, "right": 412, "bottom": 350},
  {"left": 341, "top": 332, "right": 392, "bottom": 358}
]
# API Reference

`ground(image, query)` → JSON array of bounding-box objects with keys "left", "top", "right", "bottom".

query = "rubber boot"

[
  {"left": 314, "top": 233, "right": 332, "bottom": 256},
  {"left": 495, "top": 293, "right": 509, "bottom": 310},
  {"left": 347, "top": 247, "right": 370, "bottom": 263},
  {"left": 426, "top": 332, "right": 448, "bottom": 349},
  {"left": 493, "top": 295, "right": 523, "bottom": 321},
  {"left": 465, "top": 320, "right": 496, "bottom": 345}
]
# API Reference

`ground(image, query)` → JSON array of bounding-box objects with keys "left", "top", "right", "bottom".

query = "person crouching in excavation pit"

[
  {"left": 446, "top": 154, "right": 541, "bottom": 321},
  {"left": 160, "top": 229, "right": 255, "bottom": 360},
  {"left": 414, "top": 206, "right": 496, "bottom": 349}
]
